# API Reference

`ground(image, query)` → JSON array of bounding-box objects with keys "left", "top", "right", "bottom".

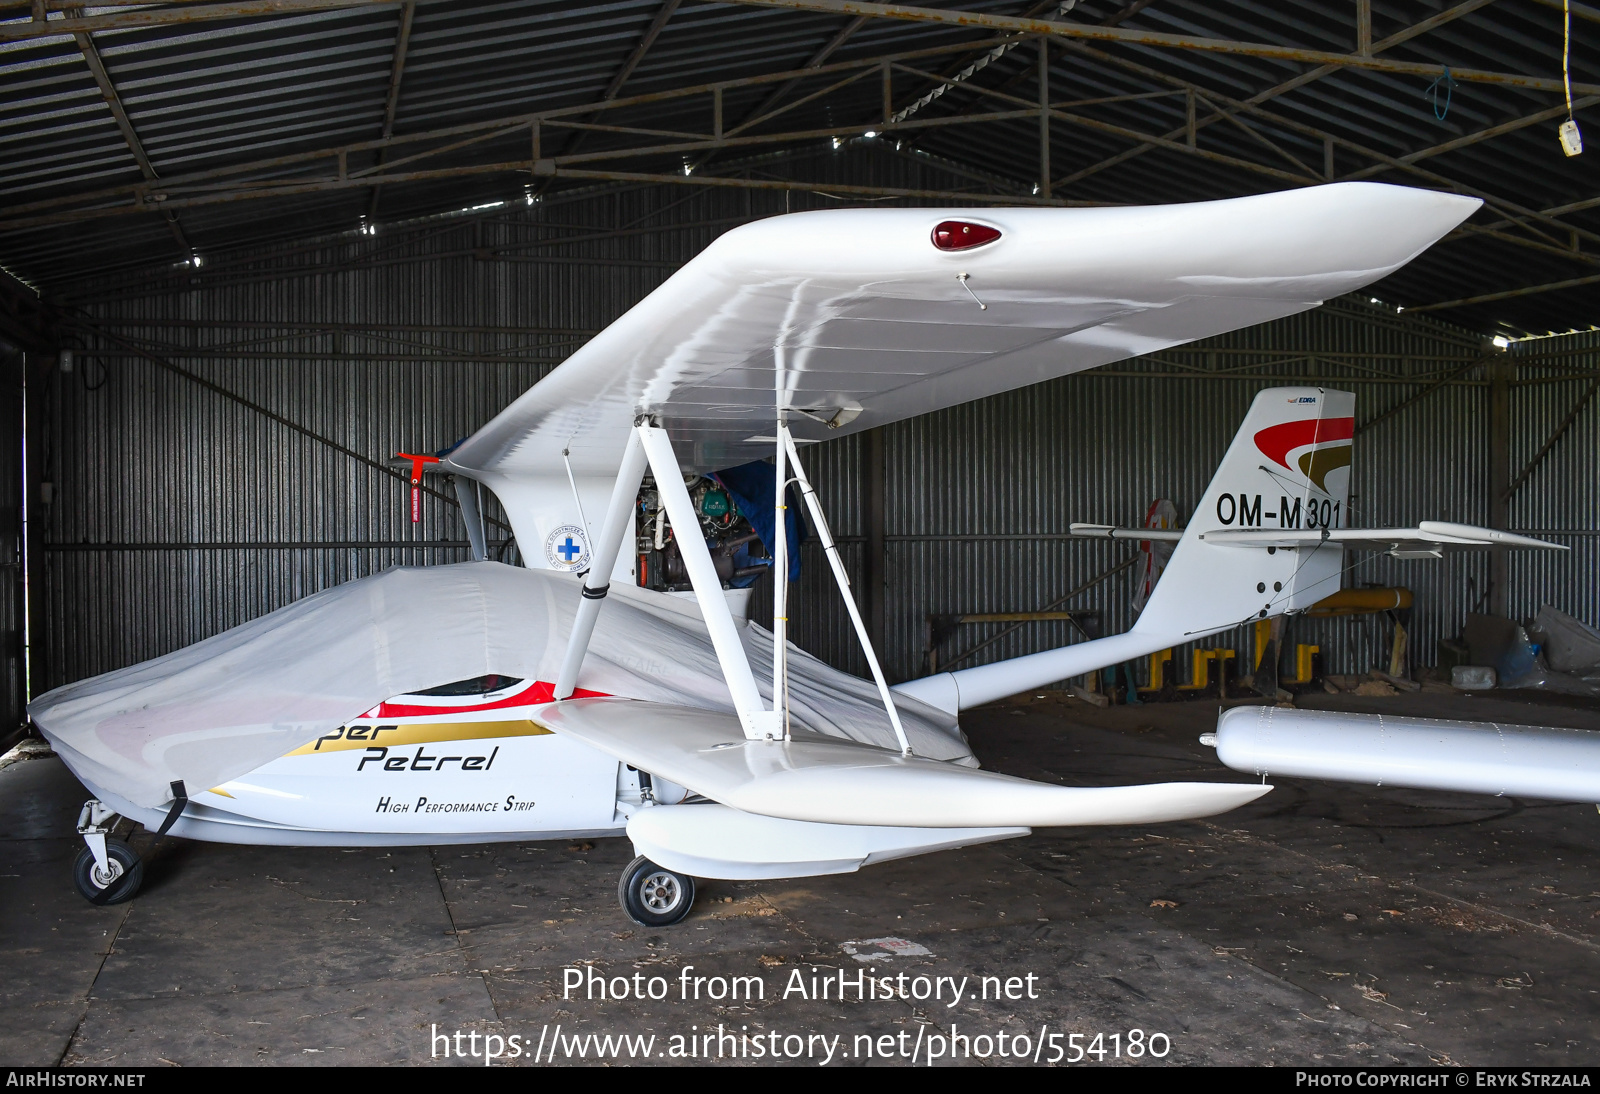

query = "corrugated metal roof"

[{"left": 1, "top": 0, "right": 1596, "bottom": 335}]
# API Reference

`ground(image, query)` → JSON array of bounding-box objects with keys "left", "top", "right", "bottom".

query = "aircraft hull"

[{"left": 65, "top": 687, "right": 642, "bottom": 845}]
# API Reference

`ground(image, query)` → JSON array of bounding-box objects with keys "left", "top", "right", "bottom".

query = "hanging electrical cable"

[
  {"left": 1424, "top": 65, "right": 1455, "bottom": 120},
  {"left": 1560, "top": 0, "right": 1585, "bottom": 155}
]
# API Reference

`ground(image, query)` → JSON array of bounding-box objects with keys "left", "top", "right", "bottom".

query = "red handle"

[{"left": 396, "top": 452, "right": 440, "bottom": 523}]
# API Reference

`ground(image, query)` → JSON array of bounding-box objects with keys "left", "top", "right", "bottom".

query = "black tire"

[
  {"left": 617, "top": 855, "right": 695, "bottom": 926},
  {"left": 73, "top": 839, "right": 143, "bottom": 905}
]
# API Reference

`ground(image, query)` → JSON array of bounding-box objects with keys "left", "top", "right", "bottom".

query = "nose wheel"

[
  {"left": 73, "top": 838, "right": 144, "bottom": 905},
  {"left": 617, "top": 855, "right": 696, "bottom": 926}
]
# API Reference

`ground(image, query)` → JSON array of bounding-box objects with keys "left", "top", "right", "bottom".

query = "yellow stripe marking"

[{"left": 285, "top": 719, "right": 552, "bottom": 757}]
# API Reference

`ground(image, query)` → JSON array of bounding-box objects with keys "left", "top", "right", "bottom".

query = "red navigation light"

[{"left": 931, "top": 220, "right": 1001, "bottom": 251}]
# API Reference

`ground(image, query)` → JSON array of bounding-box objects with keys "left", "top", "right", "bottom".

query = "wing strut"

[
  {"left": 772, "top": 410, "right": 789, "bottom": 736},
  {"left": 781, "top": 422, "right": 912, "bottom": 757},
  {"left": 553, "top": 428, "right": 649, "bottom": 700},
  {"left": 451, "top": 476, "right": 489, "bottom": 562},
  {"left": 637, "top": 423, "right": 782, "bottom": 740}
]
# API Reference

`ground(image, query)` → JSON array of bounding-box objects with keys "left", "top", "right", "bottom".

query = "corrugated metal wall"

[
  {"left": 781, "top": 307, "right": 1518, "bottom": 686},
  {"left": 0, "top": 352, "right": 22, "bottom": 727},
  {"left": 1507, "top": 330, "right": 1600, "bottom": 630},
  {"left": 41, "top": 162, "right": 1600, "bottom": 695}
]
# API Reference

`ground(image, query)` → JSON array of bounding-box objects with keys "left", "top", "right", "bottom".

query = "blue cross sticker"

[{"left": 557, "top": 536, "right": 582, "bottom": 562}]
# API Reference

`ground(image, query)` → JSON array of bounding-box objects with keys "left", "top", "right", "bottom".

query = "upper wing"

[
  {"left": 534, "top": 696, "right": 1271, "bottom": 828},
  {"left": 1200, "top": 520, "right": 1566, "bottom": 558},
  {"left": 443, "top": 184, "right": 1479, "bottom": 480}
]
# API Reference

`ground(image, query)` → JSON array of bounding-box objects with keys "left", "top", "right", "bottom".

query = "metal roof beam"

[
  {"left": 605, "top": 0, "right": 682, "bottom": 103},
  {"left": 68, "top": 11, "right": 194, "bottom": 261},
  {"left": 85, "top": 318, "right": 599, "bottom": 335},
  {"left": 1046, "top": 41, "right": 1600, "bottom": 257},
  {"left": 377, "top": 1, "right": 415, "bottom": 142},
  {"left": 689, "top": 8, "right": 871, "bottom": 179},
  {"left": 1408, "top": 272, "right": 1600, "bottom": 313},
  {"left": 0, "top": 35, "right": 1020, "bottom": 224},
  {"left": 1339, "top": 94, "right": 1600, "bottom": 183},
  {"left": 1052, "top": 0, "right": 1501, "bottom": 188},
  {"left": 537, "top": 0, "right": 683, "bottom": 195},
  {"left": 724, "top": 0, "right": 1597, "bottom": 96},
  {"left": 0, "top": 0, "right": 400, "bottom": 42},
  {"left": 896, "top": 0, "right": 1141, "bottom": 133},
  {"left": 889, "top": 61, "right": 1317, "bottom": 184},
  {"left": 740, "top": 14, "right": 869, "bottom": 125},
  {"left": 366, "top": 0, "right": 415, "bottom": 218}
]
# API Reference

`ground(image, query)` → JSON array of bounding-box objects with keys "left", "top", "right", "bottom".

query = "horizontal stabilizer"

[
  {"left": 535, "top": 697, "right": 1271, "bottom": 828},
  {"left": 1069, "top": 523, "right": 1184, "bottom": 542},
  {"left": 1200, "top": 520, "right": 1565, "bottom": 557}
]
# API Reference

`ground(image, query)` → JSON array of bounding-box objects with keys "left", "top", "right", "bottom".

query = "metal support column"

[
  {"left": 1487, "top": 355, "right": 1514, "bottom": 617},
  {"left": 1037, "top": 38, "right": 1051, "bottom": 198}
]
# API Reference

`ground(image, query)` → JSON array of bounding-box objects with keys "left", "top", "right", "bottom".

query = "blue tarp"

[{"left": 713, "top": 461, "right": 806, "bottom": 582}]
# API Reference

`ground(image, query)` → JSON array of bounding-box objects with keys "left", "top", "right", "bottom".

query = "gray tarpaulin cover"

[
  {"left": 29, "top": 562, "right": 969, "bottom": 810},
  {"left": 1532, "top": 605, "right": 1600, "bottom": 678}
]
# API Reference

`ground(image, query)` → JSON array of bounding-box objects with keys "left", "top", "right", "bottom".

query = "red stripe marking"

[
  {"left": 372, "top": 680, "right": 608, "bottom": 719},
  {"left": 1253, "top": 416, "right": 1354, "bottom": 469}
]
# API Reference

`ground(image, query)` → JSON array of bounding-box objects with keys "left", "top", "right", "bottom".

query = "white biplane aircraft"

[{"left": 31, "top": 182, "right": 1564, "bottom": 925}]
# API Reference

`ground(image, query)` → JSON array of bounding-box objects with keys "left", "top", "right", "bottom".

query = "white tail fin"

[
  {"left": 1134, "top": 386, "right": 1353, "bottom": 638},
  {"left": 894, "top": 387, "right": 1355, "bottom": 713}
]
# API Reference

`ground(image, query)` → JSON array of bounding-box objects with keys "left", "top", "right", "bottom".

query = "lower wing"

[{"left": 533, "top": 697, "right": 1271, "bottom": 828}]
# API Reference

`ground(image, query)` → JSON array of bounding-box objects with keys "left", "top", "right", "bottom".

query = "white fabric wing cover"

[{"left": 29, "top": 563, "right": 969, "bottom": 809}]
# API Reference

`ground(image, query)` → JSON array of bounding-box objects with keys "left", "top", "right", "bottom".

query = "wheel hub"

[
  {"left": 640, "top": 871, "right": 682, "bottom": 912},
  {"left": 90, "top": 860, "right": 124, "bottom": 888}
]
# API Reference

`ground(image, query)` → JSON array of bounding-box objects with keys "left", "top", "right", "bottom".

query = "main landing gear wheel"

[
  {"left": 73, "top": 839, "right": 144, "bottom": 905},
  {"left": 618, "top": 855, "right": 696, "bottom": 927}
]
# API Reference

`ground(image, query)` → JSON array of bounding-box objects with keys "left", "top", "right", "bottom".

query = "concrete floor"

[{"left": 4, "top": 687, "right": 1598, "bottom": 1067}]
